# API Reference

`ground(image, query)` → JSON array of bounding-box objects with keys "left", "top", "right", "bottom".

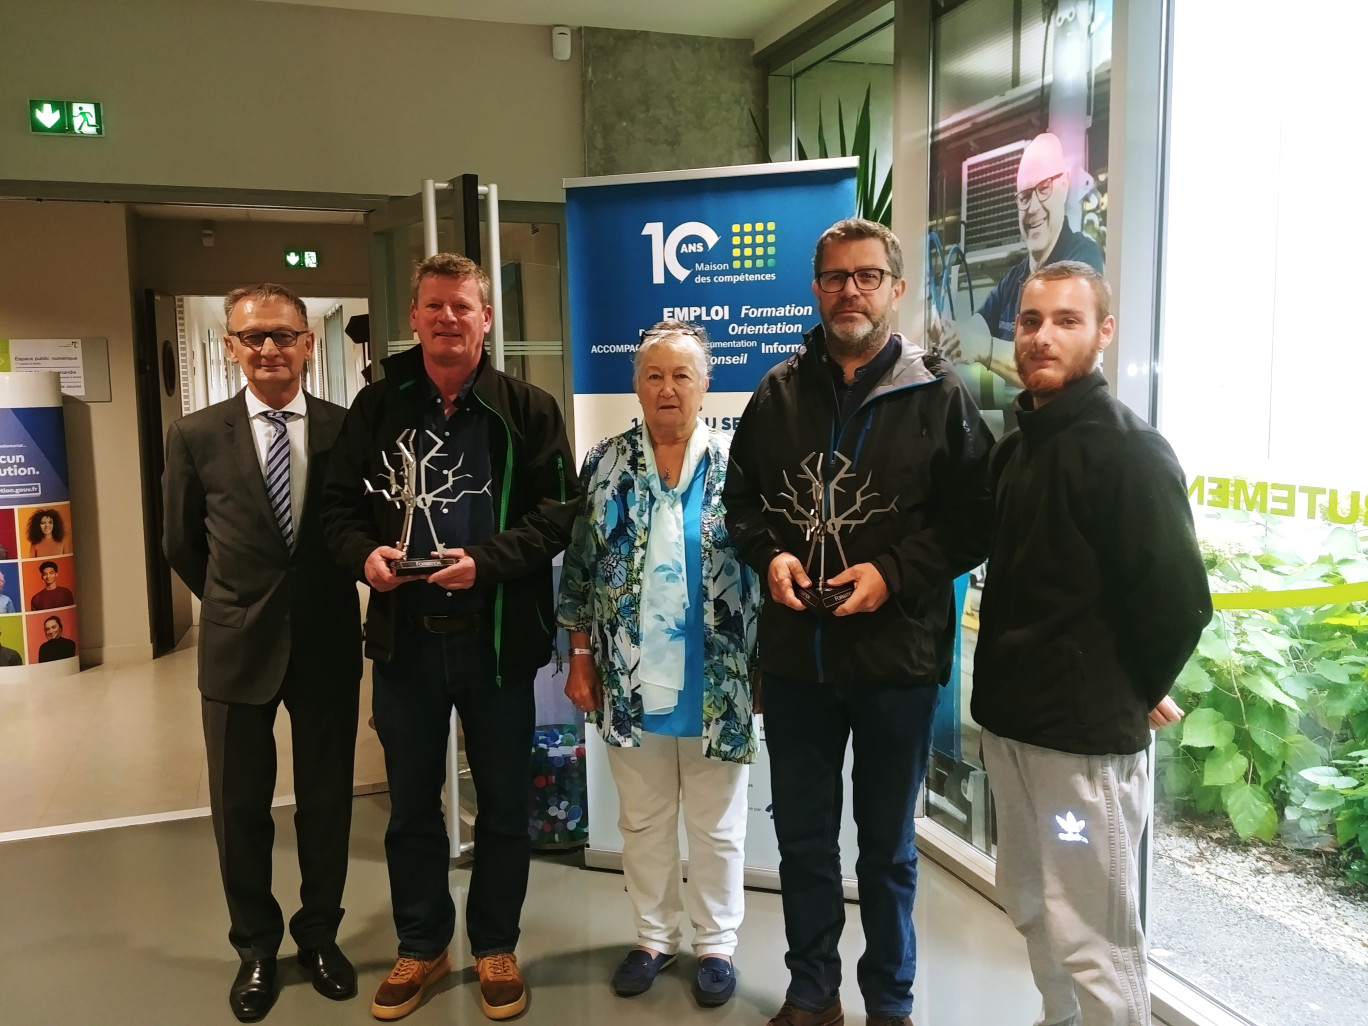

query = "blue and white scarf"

[{"left": 633, "top": 420, "right": 710, "bottom": 714}]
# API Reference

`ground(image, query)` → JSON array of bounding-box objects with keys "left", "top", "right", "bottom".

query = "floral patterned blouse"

[{"left": 556, "top": 424, "right": 759, "bottom": 763}]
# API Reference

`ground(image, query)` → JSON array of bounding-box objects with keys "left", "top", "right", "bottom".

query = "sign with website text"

[
  {"left": 0, "top": 340, "right": 86, "bottom": 396},
  {"left": 28, "top": 100, "right": 103, "bottom": 136},
  {"left": 565, "top": 159, "right": 857, "bottom": 460}
]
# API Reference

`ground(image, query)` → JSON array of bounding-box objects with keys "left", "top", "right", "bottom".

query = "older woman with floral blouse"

[{"left": 557, "top": 320, "right": 759, "bottom": 1008}]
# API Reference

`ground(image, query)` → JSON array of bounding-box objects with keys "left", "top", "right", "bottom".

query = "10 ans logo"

[{"left": 641, "top": 221, "right": 720, "bottom": 284}]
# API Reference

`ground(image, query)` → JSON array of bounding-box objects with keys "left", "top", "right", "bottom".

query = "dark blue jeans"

[
  {"left": 372, "top": 624, "right": 535, "bottom": 960},
  {"left": 764, "top": 673, "right": 940, "bottom": 1019}
]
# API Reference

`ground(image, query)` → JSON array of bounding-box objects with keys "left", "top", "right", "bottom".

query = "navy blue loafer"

[
  {"left": 611, "top": 948, "right": 676, "bottom": 997},
  {"left": 693, "top": 956, "right": 737, "bottom": 1007}
]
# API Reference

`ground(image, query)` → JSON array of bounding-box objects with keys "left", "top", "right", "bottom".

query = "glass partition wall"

[
  {"left": 1149, "top": 4, "right": 1368, "bottom": 1024},
  {"left": 772, "top": 1, "right": 1368, "bottom": 1023},
  {"left": 767, "top": 5, "right": 894, "bottom": 223}
]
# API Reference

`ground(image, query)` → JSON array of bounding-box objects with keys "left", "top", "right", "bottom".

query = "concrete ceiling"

[{"left": 252, "top": 0, "right": 804, "bottom": 39}]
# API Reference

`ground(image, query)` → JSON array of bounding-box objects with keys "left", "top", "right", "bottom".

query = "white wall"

[{"left": 0, "top": 0, "right": 584, "bottom": 203}]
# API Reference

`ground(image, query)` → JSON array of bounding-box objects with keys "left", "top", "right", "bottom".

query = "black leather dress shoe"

[
  {"left": 229, "top": 958, "right": 277, "bottom": 1023},
  {"left": 297, "top": 943, "right": 357, "bottom": 1000}
]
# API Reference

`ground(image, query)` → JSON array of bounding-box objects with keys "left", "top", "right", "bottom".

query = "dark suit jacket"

[{"left": 163, "top": 390, "right": 362, "bottom": 704}]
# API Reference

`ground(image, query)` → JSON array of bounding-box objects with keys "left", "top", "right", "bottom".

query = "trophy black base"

[
  {"left": 795, "top": 581, "right": 855, "bottom": 615},
  {"left": 390, "top": 556, "right": 457, "bottom": 577}
]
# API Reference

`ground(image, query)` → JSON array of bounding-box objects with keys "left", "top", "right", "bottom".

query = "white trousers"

[
  {"left": 982, "top": 730, "right": 1152, "bottom": 1026},
  {"left": 605, "top": 731, "right": 749, "bottom": 956}
]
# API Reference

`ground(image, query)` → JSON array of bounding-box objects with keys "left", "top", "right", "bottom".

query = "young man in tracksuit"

[
  {"left": 972, "top": 261, "right": 1211, "bottom": 1026},
  {"left": 724, "top": 218, "right": 995, "bottom": 1026},
  {"left": 321, "top": 254, "right": 578, "bottom": 1022}
]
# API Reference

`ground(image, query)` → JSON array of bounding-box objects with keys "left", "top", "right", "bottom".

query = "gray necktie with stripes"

[{"left": 262, "top": 410, "right": 294, "bottom": 548}]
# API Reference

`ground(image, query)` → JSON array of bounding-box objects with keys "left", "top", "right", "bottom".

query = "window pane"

[{"left": 1154, "top": 4, "right": 1368, "bottom": 1025}]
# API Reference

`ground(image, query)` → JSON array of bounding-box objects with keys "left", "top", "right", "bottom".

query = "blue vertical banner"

[
  {"left": 0, "top": 371, "right": 80, "bottom": 679},
  {"left": 565, "top": 159, "right": 858, "bottom": 459},
  {"left": 565, "top": 159, "right": 860, "bottom": 879}
]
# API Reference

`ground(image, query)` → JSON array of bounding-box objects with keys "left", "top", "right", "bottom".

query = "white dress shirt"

[{"left": 243, "top": 388, "right": 309, "bottom": 533}]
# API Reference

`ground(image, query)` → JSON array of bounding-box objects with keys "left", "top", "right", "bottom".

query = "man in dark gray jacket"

[
  {"left": 725, "top": 218, "right": 994, "bottom": 1026},
  {"left": 164, "top": 283, "right": 362, "bottom": 1022},
  {"left": 973, "top": 261, "right": 1212, "bottom": 1026}
]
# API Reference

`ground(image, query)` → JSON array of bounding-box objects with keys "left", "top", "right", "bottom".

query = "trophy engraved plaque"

[
  {"left": 365, "top": 428, "right": 493, "bottom": 576},
  {"left": 763, "top": 451, "right": 898, "bottom": 614}
]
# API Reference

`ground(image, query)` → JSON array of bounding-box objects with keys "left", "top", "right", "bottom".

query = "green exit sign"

[
  {"left": 29, "top": 99, "right": 103, "bottom": 136},
  {"left": 284, "top": 249, "right": 320, "bottom": 269}
]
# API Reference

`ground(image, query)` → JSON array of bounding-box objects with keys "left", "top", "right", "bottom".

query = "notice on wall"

[{"left": 0, "top": 340, "right": 85, "bottom": 396}]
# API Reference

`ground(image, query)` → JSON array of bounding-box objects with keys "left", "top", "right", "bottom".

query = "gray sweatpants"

[{"left": 981, "top": 730, "right": 1152, "bottom": 1026}]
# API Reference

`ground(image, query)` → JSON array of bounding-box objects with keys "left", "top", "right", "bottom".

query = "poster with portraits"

[
  {"left": 0, "top": 371, "right": 79, "bottom": 679},
  {"left": 925, "top": 0, "right": 1113, "bottom": 438}
]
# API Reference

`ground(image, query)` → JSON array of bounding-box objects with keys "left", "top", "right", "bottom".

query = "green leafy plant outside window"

[{"left": 1157, "top": 514, "right": 1368, "bottom": 885}]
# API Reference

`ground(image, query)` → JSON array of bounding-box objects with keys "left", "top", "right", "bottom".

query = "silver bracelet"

[{"left": 570, "top": 647, "right": 592, "bottom": 657}]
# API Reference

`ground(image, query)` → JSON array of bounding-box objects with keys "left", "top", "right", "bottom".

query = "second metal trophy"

[{"left": 762, "top": 451, "right": 898, "bottom": 614}]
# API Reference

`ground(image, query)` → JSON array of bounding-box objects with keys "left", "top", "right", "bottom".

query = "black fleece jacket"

[
  {"left": 320, "top": 346, "right": 579, "bottom": 679},
  {"left": 972, "top": 371, "right": 1212, "bottom": 755},
  {"left": 723, "top": 326, "right": 995, "bottom": 686}
]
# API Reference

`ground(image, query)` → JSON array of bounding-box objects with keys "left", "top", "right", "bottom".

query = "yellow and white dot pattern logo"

[{"left": 731, "top": 221, "right": 778, "bottom": 270}]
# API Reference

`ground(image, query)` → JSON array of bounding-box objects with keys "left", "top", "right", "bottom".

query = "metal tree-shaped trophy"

[
  {"left": 365, "top": 428, "right": 493, "bottom": 576},
  {"left": 763, "top": 451, "right": 898, "bottom": 614}
]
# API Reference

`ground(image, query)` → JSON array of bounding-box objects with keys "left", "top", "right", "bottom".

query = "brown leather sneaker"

[
  {"left": 767, "top": 999, "right": 845, "bottom": 1026},
  {"left": 474, "top": 952, "right": 528, "bottom": 1020},
  {"left": 370, "top": 950, "right": 451, "bottom": 1021}
]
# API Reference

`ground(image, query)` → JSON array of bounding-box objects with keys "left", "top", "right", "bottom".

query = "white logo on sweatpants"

[{"left": 1056, "top": 812, "right": 1089, "bottom": 843}]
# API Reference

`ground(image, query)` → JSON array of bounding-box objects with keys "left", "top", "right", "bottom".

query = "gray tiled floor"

[{"left": 0, "top": 794, "right": 1040, "bottom": 1026}]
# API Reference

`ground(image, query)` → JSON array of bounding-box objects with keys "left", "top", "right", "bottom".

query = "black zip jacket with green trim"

[
  {"left": 321, "top": 345, "right": 579, "bottom": 676},
  {"left": 971, "top": 371, "right": 1212, "bottom": 755},
  {"left": 722, "top": 326, "right": 995, "bottom": 686}
]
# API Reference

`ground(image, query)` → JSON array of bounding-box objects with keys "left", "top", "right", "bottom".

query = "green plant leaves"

[
  {"left": 1245, "top": 701, "right": 1294, "bottom": 756},
  {"left": 1316, "top": 659, "right": 1351, "bottom": 685},
  {"left": 1182, "top": 707, "right": 1235, "bottom": 749},
  {"left": 1241, "top": 670, "right": 1301, "bottom": 711},
  {"left": 1163, "top": 758, "right": 1197, "bottom": 796},
  {"left": 1204, "top": 745, "right": 1249, "bottom": 786},
  {"left": 1300, "top": 790, "right": 1346, "bottom": 811},
  {"left": 1282, "top": 734, "right": 1325, "bottom": 773},
  {"left": 1300, "top": 766, "right": 1361, "bottom": 789},
  {"left": 793, "top": 85, "right": 892, "bottom": 227},
  {"left": 1175, "top": 659, "right": 1214, "bottom": 693},
  {"left": 1223, "top": 782, "right": 1279, "bottom": 841},
  {"left": 1197, "top": 631, "right": 1233, "bottom": 662},
  {"left": 1324, "top": 680, "right": 1368, "bottom": 720}
]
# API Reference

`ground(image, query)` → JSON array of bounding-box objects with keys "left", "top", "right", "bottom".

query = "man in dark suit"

[{"left": 164, "top": 283, "right": 363, "bottom": 1023}]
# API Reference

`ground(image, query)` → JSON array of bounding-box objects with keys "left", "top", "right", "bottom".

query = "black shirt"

[
  {"left": 399, "top": 374, "right": 496, "bottom": 615},
  {"left": 826, "top": 334, "right": 901, "bottom": 422}
]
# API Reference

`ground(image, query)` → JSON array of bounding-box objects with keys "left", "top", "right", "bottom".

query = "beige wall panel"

[
  {"left": 1, "top": 0, "right": 583, "bottom": 202},
  {"left": 0, "top": 199, "right": 148, "bottom": 665}
]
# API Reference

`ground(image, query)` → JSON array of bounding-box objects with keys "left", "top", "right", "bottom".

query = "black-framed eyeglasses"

[
  {"left": 815, "top": 268, "right": 893, "bottom": 293},
  {"left": 228, "top": 328, "right": 310, "bottom": 349},
  {"left": 1015, "top": 172, "right": 1065, "bottom": 209}
]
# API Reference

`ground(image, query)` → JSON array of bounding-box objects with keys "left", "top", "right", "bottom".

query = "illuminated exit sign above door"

[
  {"left": 284, "top": 249, "right": 320, "bottom": 269},
  {"left": 29, "top": 99, "right": 104, "bottom": 136}
]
